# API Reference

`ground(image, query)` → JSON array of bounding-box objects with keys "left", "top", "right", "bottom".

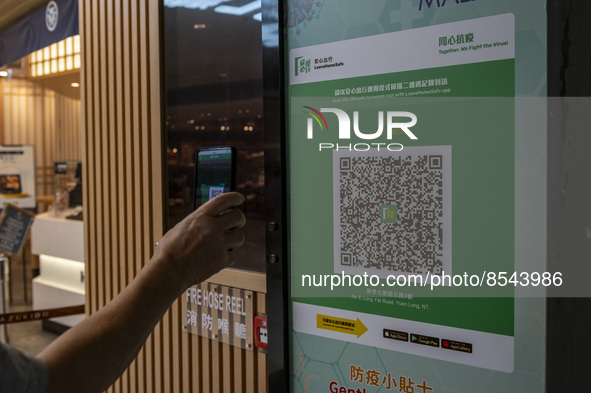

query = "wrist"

[{"left": 146, "top": 254, "right": 194, "bottom": 298}]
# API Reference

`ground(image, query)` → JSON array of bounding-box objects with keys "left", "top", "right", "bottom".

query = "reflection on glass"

[{"left": 164, "top": 1, "right": 265, "bottom": 272}]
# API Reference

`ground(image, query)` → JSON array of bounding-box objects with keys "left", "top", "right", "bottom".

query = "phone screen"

[{"left": 194, "top": 147, "right": 235, "bottom": 209}]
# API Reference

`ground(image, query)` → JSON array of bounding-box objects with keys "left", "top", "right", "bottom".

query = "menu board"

[
  {"left": 0, "top": 145, "right": 36, "bottom": 210},
  {"left": 0, "top": 204, "right": 34, "bottom": 256}
]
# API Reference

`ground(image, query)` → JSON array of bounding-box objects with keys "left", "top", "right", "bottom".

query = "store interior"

[{"left": 0, "top": 35, "right": 82, "bottom": 355}]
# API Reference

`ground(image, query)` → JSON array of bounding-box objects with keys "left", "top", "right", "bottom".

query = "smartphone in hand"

[{"left": 193, "top": 146, "right": 236, "bottom": 210}]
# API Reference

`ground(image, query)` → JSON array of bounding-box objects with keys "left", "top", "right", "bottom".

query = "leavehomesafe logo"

[
  {"left": 302, "top": 106, "right": 418, "bottom": 151},
  {"left": 295, "top": 55, "right": 345, "bottom": 76}
]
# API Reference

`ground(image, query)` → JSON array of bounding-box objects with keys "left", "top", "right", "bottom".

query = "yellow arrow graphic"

[{"left": 316, "top": 314, "right": 368, "bottom": 338}]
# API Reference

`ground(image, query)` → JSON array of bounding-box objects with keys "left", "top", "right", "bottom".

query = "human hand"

[{"left": 153, "top": 192, "right": 246, "bottom": 288}]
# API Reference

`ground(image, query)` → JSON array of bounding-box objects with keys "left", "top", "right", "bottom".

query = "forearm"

[
  {"left": 37, "top": 192, "right": 245, "bottom": 393},
  {"left": 39, "top": 256, "right": 188, "bottom": 393}
]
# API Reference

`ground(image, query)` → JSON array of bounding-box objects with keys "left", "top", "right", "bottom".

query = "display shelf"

[
  {"left": 31, "top": 210, "right": 84, "bottom": 261},
  {"left": 31, "top": 210, "right": 85, "bottom": 328}
]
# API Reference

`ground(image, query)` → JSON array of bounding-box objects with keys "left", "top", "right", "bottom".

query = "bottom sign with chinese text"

[{"left": 182, "top": 283, "right": 254, "bottom": 350}]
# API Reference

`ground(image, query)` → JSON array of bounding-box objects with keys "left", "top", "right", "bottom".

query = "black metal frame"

[
  {"left": 546, "top": 0, "right": 591, "bottom": 391},
  {"left": 262, "top": 0, "right": 290, "bottom": 391},
  {"left": 261, "top": 0, "right": 591, "bottom": 390}
]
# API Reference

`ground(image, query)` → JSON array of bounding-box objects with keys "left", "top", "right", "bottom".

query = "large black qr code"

[{"left": 333, "top": 146, "right": 451, "bottom": 279}]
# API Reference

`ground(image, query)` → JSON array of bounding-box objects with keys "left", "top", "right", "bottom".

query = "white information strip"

[
  {"left": 292, "top": 302, "right": 514, "bottom": 372},
  {"left": 290, "top": 13, "right": 515, "bottom": 85}
]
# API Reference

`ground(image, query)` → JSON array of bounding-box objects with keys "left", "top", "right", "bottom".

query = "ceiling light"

[
  {"left": 71, "top": 82, "right": 80, "bottom": 87},
  {"left": 28, "top": 35, "right": 81, "bottom": 78},
  {"left": 0, "top": 71, "right": 8, "bottom": 77},
  {"left": 193, "top": 24, "right": 206, "bottom": 29},
  {"left": 214, "top": 1, "right": 260, "bottom": 16}
]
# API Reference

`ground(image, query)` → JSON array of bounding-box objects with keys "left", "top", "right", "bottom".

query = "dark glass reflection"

[{"left": 164, "top": 1, "right": 265, "bottom": 271}]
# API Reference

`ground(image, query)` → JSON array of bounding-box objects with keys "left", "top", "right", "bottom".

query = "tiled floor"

[
  {"left": 4, "top": 304, "right": 60, "bottom": 356},
  {"left": 2, "top": 260, "right": 60, "bottom": 356}
]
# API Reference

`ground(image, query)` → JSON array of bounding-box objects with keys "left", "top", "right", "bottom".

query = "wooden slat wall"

[
  {"left": 55, "top": 93, "right": 82, "bottom": 161},
  {"left": 0, "top": 78, "right": 81, "bottom": 196},
  {"left": 79, "top": 1, "right": 267, "bottom": 392},
  {"left": 0, "top": 78, "right": 55, "bottom": 163}
]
